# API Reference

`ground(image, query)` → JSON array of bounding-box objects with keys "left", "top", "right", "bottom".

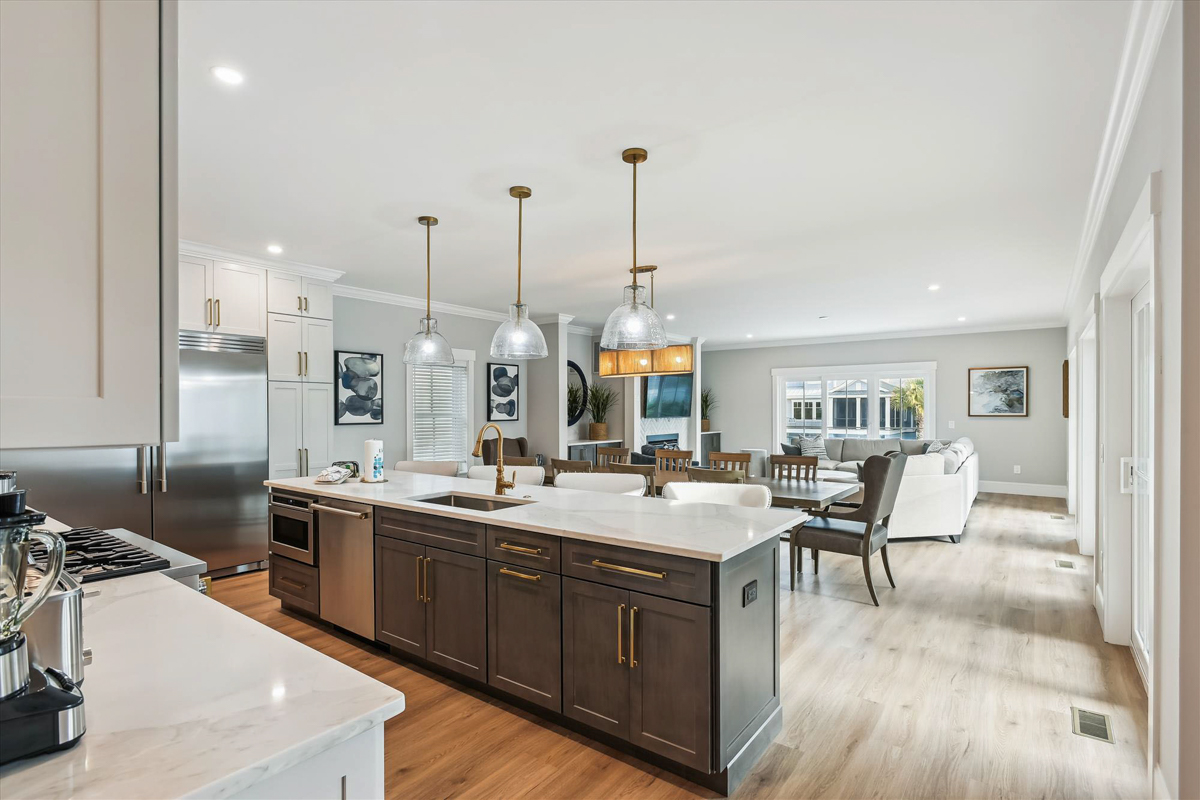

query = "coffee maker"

[{"left": 0, "top": 488, "right": 85, "bottom": 765}]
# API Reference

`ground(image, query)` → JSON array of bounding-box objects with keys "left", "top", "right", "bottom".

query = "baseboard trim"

[
  {"left": 979, "top": 480, "right": 1068, "bottom": 498},
  {"left": 1153, "top": 762, "right": 1171, "bottom": 799}
]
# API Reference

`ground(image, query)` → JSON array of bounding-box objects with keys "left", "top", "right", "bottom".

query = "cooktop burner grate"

[{"left": 31, "top": 527, "right": 171, "bottom": 583}]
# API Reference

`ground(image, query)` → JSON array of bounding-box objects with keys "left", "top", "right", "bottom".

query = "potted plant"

[
  {"left": 587, "top": 383, "right": 617, "bottom": 441},
  {"left": 700, "top": 387, "right": 717, "bottom": 432},
  {"left": 567, "top": 382, "right": 585, "bottom": 426}
]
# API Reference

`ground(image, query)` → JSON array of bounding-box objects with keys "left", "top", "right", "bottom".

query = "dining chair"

[
  {"left": 770, "top": 454, "right": 818, "bottom": 480},
  {"left": 686, "top": 466, "right": 745, "bottom": 483},
  {"left": 465, "top": 465, "right": 545, "bottom": 486},
  {"left": 708, "top": 451, "right": 751, "bottom": 473},
  {"left": 655, "top": 449, "right": 692, "bottom": 484},
  {"left": 393, "top": 460, "right": 459, "bottom": 476},
  {"left": 554, "top": 472, "right": 647, "bottom": 496},
  {"left": 662, "top": 482, "right": 772, "bottom": 509},
  {"left": 792, "top": 453, "right": 906, "bottom": 604},
  {"left": 502, "top": 456, "right": 539, "bottom": 466},
  {"left": 609, "top": 463, "right": 657, "bottom": 497},
  {"left": 550, "top": 458, "right": 593, "bottom": 478},
  {"left": 595, "top": 446, "right": 630, "bottom": 470}
]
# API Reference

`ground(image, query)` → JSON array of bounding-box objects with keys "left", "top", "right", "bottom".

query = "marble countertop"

[
  {"left": 266, "top": 470, "right": 807, "bottom": 562},
  {"left": 0, "top": 571, "right": 404, "bottom": 799}
]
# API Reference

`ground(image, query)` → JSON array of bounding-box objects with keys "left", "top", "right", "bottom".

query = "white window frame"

[
  {"left": 405, "top": 348, "right": 475, "bottom": 471},
  {"left": 771, "top": 361, "right": 937, "bottom": 451}
]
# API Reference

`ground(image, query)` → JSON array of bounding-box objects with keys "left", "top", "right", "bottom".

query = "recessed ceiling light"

[
  {"left": 746, "top": 333, "right": 754, "bottom": 339},
  {"left": 211, "top": 66, "right": 244, "bottom": 85},
  {"left": 928, "top": 284, "right": 940, "bottom": 291},
  {"left": 665, "top": 314, "right": 676, "bottom": 321},
  {"left": 818, "top": 315, "right": 829, "bottom": 320},
  {"left": 957, "top": 316, "right": 967, "bottom": 322},
  {"left": 267, "top": 244, "right": 283, "bottom": 255}
]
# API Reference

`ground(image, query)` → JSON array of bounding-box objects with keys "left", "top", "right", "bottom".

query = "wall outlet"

[
  {"left": 1013, "top": 465, "right": 1022, "bottom": 475},
  {"left": 948, "top": 420, "right": 955, "bottom": 429}
]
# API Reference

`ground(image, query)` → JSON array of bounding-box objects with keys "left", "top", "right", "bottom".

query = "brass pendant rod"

[
  {"left": 425, "top": 221, "right": 431, "bottom": 318},
  {"left": 631, "top": 160, "right": 638, "bottom": 286},
  {"left": 517, "top": 195, "right": 523, "bottom": 305}
]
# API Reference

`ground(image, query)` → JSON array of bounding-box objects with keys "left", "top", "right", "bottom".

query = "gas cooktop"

[{"left": 32, "top": 527, "right": 171, "bottom": 583}]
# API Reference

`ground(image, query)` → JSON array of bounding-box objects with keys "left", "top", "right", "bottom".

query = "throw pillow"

[
  {"left": 799, "top": 437, "right": 828, "bottom": 460},
  {"left": 780, "top": 442, "right": 802, "bottom": 456},
  {"left": 923, "top": 441, "right": 946, "bottom": 454}
]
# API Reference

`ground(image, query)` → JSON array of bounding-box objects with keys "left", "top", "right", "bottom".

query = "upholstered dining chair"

[
  {"left": 793, "top": 452, "right": 906, "bottom": 605},
  {"left": 554, "top": 472, "right": 647, "bottom": 496},
  {"left": 770, "top": 454, "right": 818, "bottom": 480},
  {"left": 609, "top": 463, "right": 657, "bottom": 497},
  {"left": 502, "top": 456, "right": 539, "bottom": 466},
  {"left": 550, "top": 458, "right": 593, "bottom": 478},
  {"left": 686, "top": 466, "right": 745, "bottom": 483},
  {"left": 708, "top": 451, "right": 752, "bottom": 473},
  {"left": 393, "top": 460, "right": 459, "bottom": 476},
  {"left": 595, "top": 446, "right": 630, "bottom": 470},
  {"left": 465, "top": 465, "right": 545, "bottom": 486},
  {"left": 662, "top": 482, "right": 772, "bottom": 509},
  {"left": 480, "top": 435, "right": 529, "bottom": 466}
]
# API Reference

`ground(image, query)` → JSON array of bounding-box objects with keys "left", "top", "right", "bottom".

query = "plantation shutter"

[{"left": 410, "top": 362, "right": 469, "bottom": 471}]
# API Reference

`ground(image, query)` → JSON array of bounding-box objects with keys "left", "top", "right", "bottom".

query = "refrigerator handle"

[
  {"left": 136, "top": 446, "right": 149, "bottom": 494},
  {"left": 156, "top": 445, "right": 168, "bottom": 493}
]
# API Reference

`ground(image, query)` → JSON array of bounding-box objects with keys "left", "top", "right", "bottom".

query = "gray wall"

[
  {"left": 566, "top": 331, "right": 592, "bottom": 441},
  {"left": 332, "top": 296, "right": 528, "bottom": 466},
  {"left": 701, "top": 326, "right": 1067, "bottom": 487}
]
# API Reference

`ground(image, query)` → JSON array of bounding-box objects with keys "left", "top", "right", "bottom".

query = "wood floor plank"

[{"left": 210, "top": 493, "right": 1147, "bottom": 798}]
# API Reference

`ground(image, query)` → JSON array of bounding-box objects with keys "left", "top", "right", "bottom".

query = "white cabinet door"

[
  {"left": 267, "top": 314, "right": 304, "bottom": 382},
  {"left": 303, "top": 383, "right": 333, "bottom": 474},
  {"left": 212, "top": 261, "right": 266, "bottom": 337},
  {"left": 178, "top": 256, "right": 212, "bottom": 332},
  {"left": 268, "top": 382, "right": 303, "bottom": 479},
  {"left": 302, "top": 318, "right": 334, "bottom": 383},
  {"left": 266, "top": 271, "right": 304, "bottom": 317},
  {"left": 302, "top": 277, "right": 334, "bottom": 320},
  {"left": 1, "top": 0, "right": 164, "bottom": 448}
]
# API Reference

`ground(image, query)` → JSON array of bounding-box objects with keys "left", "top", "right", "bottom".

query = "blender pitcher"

[{"left": 0, "top": 490, "right": 66, "bottom": 643}]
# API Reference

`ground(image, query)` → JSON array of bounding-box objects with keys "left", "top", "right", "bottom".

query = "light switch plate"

[
  {"left": 948, "top": 421, "right": 955, "bottom": 429},
  {"left": 1014, "top": 465, "right": 1022, "bottom": 474}
]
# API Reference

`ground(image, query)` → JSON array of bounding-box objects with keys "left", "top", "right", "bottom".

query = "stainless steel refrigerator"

[{"left": 0, "top": 332, "right": 269, "bottom": 576}]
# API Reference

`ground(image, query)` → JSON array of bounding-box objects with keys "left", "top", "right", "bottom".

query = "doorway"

[{"left": 1130, "top": 280, "right": 1154, "bottom": 683}]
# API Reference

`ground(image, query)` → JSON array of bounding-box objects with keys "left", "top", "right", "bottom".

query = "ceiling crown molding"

[
  {"left": 703, "top": 320, "right": 1065, "bottom": 351},
  {"left": 178, "top": 240, "right": 345, "bottom": 282},
  {"left": 566, "top": 324, "right": 594, "bottom": 337},
  {"left": 331, "top": 283, "right": 512, "bottom": 322},
  {"left": 1062, "top": 0, "right": 1173, "bottom": 317}
]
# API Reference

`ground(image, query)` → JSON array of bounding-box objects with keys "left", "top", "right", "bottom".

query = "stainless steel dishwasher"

[{"left": 314, "top": 498, "right": 375, "bottom": 639}]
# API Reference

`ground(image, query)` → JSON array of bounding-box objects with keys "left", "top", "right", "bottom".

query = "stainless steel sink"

[{"left": 410, "top": 493, "right": 531, "bottom": 512}]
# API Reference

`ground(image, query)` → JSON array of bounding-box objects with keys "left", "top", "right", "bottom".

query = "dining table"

[{"left": 745, "top": 476, "right": 862, "bottom": 511}]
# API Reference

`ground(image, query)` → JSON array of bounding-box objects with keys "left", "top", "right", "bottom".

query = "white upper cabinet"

[
  {"left": 267, "top": 314, "right": 304, "bottom": 382},
  {"left": 179, "top": 256, "right": 213, "bottom": 332},
  {"left": 1, "top": 0, "right": 171, "bottom": 448},
  {"left": 267, "top": 271, "right": 334, "bottom": 320},
  {"left": 302, "top": 278, "right": 334, "bottom": 320},
  {"left": 302, "top": 318, "right": 334, "bottom": 383},
  {"left": 212, "top": 262, "right": 267, "bottom": 337}
]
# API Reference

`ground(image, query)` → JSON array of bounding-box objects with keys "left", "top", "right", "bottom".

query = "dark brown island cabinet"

[{"left": 269, "top": 495, "right": 781, "bottom": 795}]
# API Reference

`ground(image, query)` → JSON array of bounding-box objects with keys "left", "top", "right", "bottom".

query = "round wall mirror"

[{"left": 566, "top": 360, "right": 588, "bottom": 426}]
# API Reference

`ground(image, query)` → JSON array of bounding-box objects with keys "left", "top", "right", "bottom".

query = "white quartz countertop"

[
  {"left": 0, "top": 572, "right": 405, "bottom": 799},
  {"left": 265, "top": 470, "right": 807, "bottom": 562}
]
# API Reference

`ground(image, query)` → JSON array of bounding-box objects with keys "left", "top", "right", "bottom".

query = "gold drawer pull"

[
  {"left": 591, "top": 560, "right": 666, "bottom": 580},
  {"left": 499, "top": 541, "right": 541, "bottom": 555},
  {"left": 499, "top": 567, "right": 541, "bottom": 582},
  {"left": 279, "top": 576, "right": 306, "bottom": 591}
]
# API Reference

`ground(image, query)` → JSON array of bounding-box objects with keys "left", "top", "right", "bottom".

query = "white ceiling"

[{"left": 179, "top": 0, "right": 1130, "bottom": 346}]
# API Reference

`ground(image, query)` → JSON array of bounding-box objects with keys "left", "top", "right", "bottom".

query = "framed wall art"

[
  {"left": 968, "top": 366, "right": 1028, "bottom": 417},
  {"left": 487, "top": 362, "right": 519, "bottom": 421},
  {"left": 335, "top": 351, "right": 383, "bottom": 424}
]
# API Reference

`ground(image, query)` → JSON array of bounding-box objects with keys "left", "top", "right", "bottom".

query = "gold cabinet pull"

[
  {"left": 499, "top": 541, "right": 541, "bottom": 555},
  {"left": 304, "top": 296, "right": 309, "bottom": 312},
  {"left": 297, "top": 352, "right": 303, "bottom": 376},
  {"left": 298, "top": 295, "right": 303, "bottom": 312},
  {"left": 591, "top": 560, "right": 666, "bottom": 580},
  {"left": 206, "top": 298, "right": 213, "bottom": 326},
  {"left": 617, "top": 603, "right": 626, "bottom": 664},
  {"left": 423, "top": 557, "right": 431, "bottom": 603},
  {"left": 416, "top": 555, "right": 423, "bottom": 602},
  {"left": 499, "top": 567, "right": 541, "bottom": 582},
  {"left": 304, "top": 351, "right": 309, "bottom": 376},
  {"left": 279, "top": 576, "right": 306, "bottom": 591},
  {"left": 215, "top": 298, "right": 221, "bottom": 327},
  {"left": 630, "top": 606, "right": 638, "bottom": 668}
]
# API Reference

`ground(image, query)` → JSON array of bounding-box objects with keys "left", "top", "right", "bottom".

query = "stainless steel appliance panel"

[
  {"left": 268, "top": 491, "right": 316, "bottom": 565},
  {"left": 152, "top": 338, "right": 268, "bottom": 573},
  {"left": 315, "top": 499, "right": 374, "bottom": 638},
  {"left": 24, "top": 573, "right": 87, "bottom": 685},
  {"left": 0, "top": 447, "right": 153, "bottom": 536}
]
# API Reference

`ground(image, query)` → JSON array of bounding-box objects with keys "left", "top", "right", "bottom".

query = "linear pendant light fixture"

[
  {"left": 599, "top": 147, "right": 668, "bottom": 352},
  {"left": 403, "top": 215, "right": 455, "bottom": 365},
  {"left": 490, "top": 186, "right": 548, "bottom": 359},
  {"left": 599, "top": 263, "right": 692, "bottom": 377}
]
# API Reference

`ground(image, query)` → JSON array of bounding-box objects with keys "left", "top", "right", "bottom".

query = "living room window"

[{"left": 771, "top": 362, "right": 936, "bottom": 450}]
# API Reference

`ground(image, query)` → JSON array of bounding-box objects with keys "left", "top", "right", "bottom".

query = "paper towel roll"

[{"left": 363, "top": 439, "right": 384, "bottom": 482}]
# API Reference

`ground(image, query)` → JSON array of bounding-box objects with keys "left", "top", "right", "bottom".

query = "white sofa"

[{"left": 791, "top": 437, "right": 979, "bottom": 542}]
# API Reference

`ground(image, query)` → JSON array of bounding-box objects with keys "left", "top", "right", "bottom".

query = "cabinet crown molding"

[{"left": 179, "top": 240, "right": 345, "bottom": 283}]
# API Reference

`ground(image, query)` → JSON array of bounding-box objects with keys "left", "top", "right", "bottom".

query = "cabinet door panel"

[
  {"left": 266, "top": 271, "right": 304, "bottom": 316},
  {"left": 302, "top": 277, "right": 334, "bottom": 320},
  {"left": 488, "top": 562, "right": 561, "bottom": 711},
  {"left": 425, "top": 547, "right": 486, "bottom": 681},
  {"left": 302, "top": 318, "right": 334, "bottom": 383},
  {"left": 267, "top": 383, "right": 303, "bottom": 479},
  {"left": 629, "top": 592, "right": 712, "bottom": 772},
  {"left": 179, "top": 256, "right": 212, "bottom": 332},
  {"left": 302, "top": 383, "right": 332, "bottom": 474},
  {"left": 267, "top": 314, "right": 304, "bottom": 382},
  {"left": 374, "top": 536, "right": 425, "bottom": 656},
  {"left": 562, "top": 577, "right": 629, "bottom": 739},
  {"left": 212, "top": 261, "right": 266, "bottom": 337}
]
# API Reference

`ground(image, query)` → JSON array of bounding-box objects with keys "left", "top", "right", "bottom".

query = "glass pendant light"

[
  {"left": 403, "top": 215, "right": 455, "bottom": 366},
  {"left": 599, "top": 147, "right": 668, "bottom": 351},
  {"left": 490, "top": 186, "right": 548, "bottom": 359}
]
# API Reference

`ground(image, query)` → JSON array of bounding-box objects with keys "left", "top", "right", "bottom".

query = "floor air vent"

[
  {"left": 1055, "top": 559, "right": 1076, "bottom": 569},
  {"left": 1051, "top": 514, "right": 1066, "bottom": 520},
  {"left": 1072, "top": 707, "right": 1114, "bottom": 743}
]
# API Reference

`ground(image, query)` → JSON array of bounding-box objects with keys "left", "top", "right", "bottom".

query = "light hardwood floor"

[{"left": 212, "top": 493, "right": 1149, "bottom": 798}]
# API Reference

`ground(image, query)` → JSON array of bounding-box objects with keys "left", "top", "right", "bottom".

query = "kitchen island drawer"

[
  {"left": 269, "top": 554, "right": 320, "bottom": 614},
  {"left": 375, "top": 508, "right": 485, "bottom": 556},
  {"left": 561, "top": 540, "right": 711, "bottom": 606},
  {"left": 486, "top": 527, "right": 560, "bottom": 573}
]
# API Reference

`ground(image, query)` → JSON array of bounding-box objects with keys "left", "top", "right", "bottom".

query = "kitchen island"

[{"left": 264, "top": 470, "right": 806, "bottom": 794}]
